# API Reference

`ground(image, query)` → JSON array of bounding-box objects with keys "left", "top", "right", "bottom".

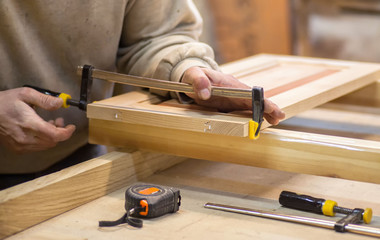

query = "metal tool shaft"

[
  {"left": 204, "top": 203, "right": 380, "bottom": 238},
  {"left": 77, "top": 66, "right": 252, "bottom": 99}
]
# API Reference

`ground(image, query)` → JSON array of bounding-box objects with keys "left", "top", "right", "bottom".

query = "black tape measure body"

[
  {"left": 125, "top": 184, "right": 181, "bottom": 218},
  {"left": 99, "top": 184, "right": 181, "bottom": 228}
]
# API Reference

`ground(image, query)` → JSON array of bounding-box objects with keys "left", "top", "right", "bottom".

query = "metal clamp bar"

[
  {"left": 204, "top": 203, "right": 380, "bottom": 238},
  {"left": 77, "top": 66, "right": 252, "bottom": 99}
]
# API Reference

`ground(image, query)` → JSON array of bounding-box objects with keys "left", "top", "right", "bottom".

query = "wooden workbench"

[
  {"left": 2, "top": 54, "right": 380, "bottom": 239},
  {"left": 4, "top": 155, "right": 380, "bottom": 240}
]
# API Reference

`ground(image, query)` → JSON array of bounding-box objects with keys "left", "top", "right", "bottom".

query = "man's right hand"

[
  {"left": 0, "top": 87, "right": 76, "bottom": 153},
  {"left": 182, "top": 67, "right": 285, "bottom": 125}
]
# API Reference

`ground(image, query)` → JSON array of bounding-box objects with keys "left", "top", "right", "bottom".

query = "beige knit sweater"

[{"left": 0, "top": 0, "right": 218, "bottom": 173}]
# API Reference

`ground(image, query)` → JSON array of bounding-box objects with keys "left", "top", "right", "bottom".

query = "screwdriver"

[
  {"left": 23, "top": 85, "right": 82, "bottom": 109},
  {"left": 279, "top": 191, "right": 372, "bottom": 224}
]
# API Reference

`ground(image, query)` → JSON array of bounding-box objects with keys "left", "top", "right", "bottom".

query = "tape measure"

[{"left": 99, "top": 184, "right": 181, "bottom": 228}]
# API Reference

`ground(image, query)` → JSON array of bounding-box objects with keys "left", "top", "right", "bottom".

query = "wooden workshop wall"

[
  {"left": 203, "top": 0, "right": 292, "bottom": 64},
  {"left": 292, "top": 0, "right": 380, "bottom": 62},
  {"left": 290, "top": 0, "right": 380, "bottom": 110}
]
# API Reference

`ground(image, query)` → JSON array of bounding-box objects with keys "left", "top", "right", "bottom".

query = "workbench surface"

[{"left": 6, "top": 158, "right": 380, "bottom": 240}]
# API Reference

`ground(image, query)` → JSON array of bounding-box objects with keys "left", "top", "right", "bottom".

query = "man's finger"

[
  {"left": 264, "top": 113, "right": 279, "bottom": 125},
  {"left": 49, "top": 118, "right": 65, "bottom": 128},
  {"left": 201, "top": 68, "right": 229, "bottom": 87},
  {"left": 264, "top": 98, "right": 285, "bottom": 115},
  {"left": 263, "top": 98, "right": 285, "bottom": 125},
  {"left": 202, "top": 68, "right": 249, "bottom": 89},
  {"left": 8, "top": 123, "right": 75, "bottom": 153},
  {"left": 19, "top": 87, "right": 63, "bottom": 110},
  {"left": 182, "top": 67, "right": 211, "bottom": 100},
  {"left": 32, "top": 120, "right": 76, "bottom": 143},
  {"left": 55, "top": 118, "right": 65, "bottom": 127}
]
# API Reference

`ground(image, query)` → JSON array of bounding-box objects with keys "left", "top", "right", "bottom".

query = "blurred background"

[{"left": 193, "top": 0, "right": 380, "bottom": 64}]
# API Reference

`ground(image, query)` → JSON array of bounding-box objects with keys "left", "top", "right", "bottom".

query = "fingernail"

[{"left": 198, "top": 88, "right": 210, "bottom": 100}]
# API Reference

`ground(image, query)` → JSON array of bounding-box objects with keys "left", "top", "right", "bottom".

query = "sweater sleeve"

[{"left": 116, "top": 0, "right": 219, "bottom": 100}]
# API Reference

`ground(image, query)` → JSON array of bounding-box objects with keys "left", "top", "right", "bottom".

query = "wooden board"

[
  {"left": 0, "top": 151, "right": 185, "bottom": 239},
  {"left": 87, "top": 54, "right": 380, "bottom": 137},
  {"left": 333, "top": 80, "right": 380, "bottom": 107},
  {"left": 220, "top": 54, "right": 380, "bottom": 121},
  {"left": 89, "top": 118, "right": 380, "bottom": 184},
  {"left": 5, "top": 158, "right": 380, "bottom": 240},
  {"left": 276, "top": 80, "right": 380, "bottom": 141},
  {"left": 87, "top": 82, "right": 380, "bottom": 184},
  {"left": 87, "top": 54, "right": 380, "bottom": 184}
]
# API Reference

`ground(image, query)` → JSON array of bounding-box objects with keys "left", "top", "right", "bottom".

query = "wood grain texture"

[
  {"left": 0, "top": 151, "right": 185, "bottom": 239},
  {"left": 87, "top": 102, "right": 248, "bottom": 137},
  {"left": 89, "top": 119, "right": 380, "bottom": 184},
  {"left": 87, "top": 91, "right": 250, "bottom": 137},
  {"left": 87, "top": 54, "right": 380, "bottom": 184},
  {"left": 87, "top": 54, "right": 380, "bottom": 137},
  {"left": 221, "top": 54, "right": 380, "bottom": 120},
  {"left": 86, "top": 67, "right": 253, "bottom": 99},
  {"left": 6, "top": 159, "right": 380, "bottom": 240},
  {"left": 332, "top": 80, "right": 380, "bottom": 107},
  {"left": 276, "top": 80, "right": 380, "bottom": 141}
]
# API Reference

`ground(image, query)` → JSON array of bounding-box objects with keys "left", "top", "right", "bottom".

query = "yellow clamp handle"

[
  {"left": 249, "top": 120, "right": 260, "bottom": 140},
  {"left": 58, "top": 93, "right": 72, "bottom": 108}
]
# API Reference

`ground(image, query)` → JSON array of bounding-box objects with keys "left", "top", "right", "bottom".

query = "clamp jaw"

[
  {"left": 64, "top": 64, "right": 93, "bottom": 111},
  {"left": 279, "top": 190, "right": 373, "bottom": 234},
  {"left": 334, "top": 208, "right": 372, "bottom": 232},
  {"left": 76, "top": 65, "right": 93, "bottom": 111},
  {"left": 249, "top": 87, "right": 264, "bottom": 140}
]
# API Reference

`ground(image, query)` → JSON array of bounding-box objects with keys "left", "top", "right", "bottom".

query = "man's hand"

[
  {"left": 0, "top": 87, "right": 76, "bottom": 153},
  {"left": 182, "top": 67, "right": 285, "bottom": 125}
]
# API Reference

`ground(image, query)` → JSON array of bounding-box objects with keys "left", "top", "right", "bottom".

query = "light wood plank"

[
  {"left": 87, "top": 102, "right": 248, "bottom": 137},
  {"left": 333, "top": 80, "right": 380, "bottom": 107},
  {"left": 7, "top": 159, "right": 380, "bottom": 240},
  {"left": 86, "top": 54, "right": 380, "bottom": 185},
  {"left": 276, "top": 79, "right": 380, "bottom": 141},
  {"left": 88, "top": 89, "right": 250, "bottom": 137},
  {"left": 235, "top": 63, "right": 338, "bottom": 92},
  {"left": 87, "top": 54, "right": 380, "bottom": 137},
  {"left": 222, "top": 54, "right": 380, "bottom": 120},
  {"left": 0, "top": 151, "right": 185, "bottom": 239},
  {"left": 89, "top": 119, "right": 380, "bottom": 184}
]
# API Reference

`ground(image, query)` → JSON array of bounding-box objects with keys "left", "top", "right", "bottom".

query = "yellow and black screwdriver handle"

[
  {"left": 23, "top": 65, "right": 93, "bottom": 111},
  {"left": 24, "top": 85, "right": 74, "bottom": 109},
  {"left": 99, "top": 184, "right": 181, "bottom": 228},
  {"left": 279, "top": 191, "right": 372, "bottom": 225}
]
